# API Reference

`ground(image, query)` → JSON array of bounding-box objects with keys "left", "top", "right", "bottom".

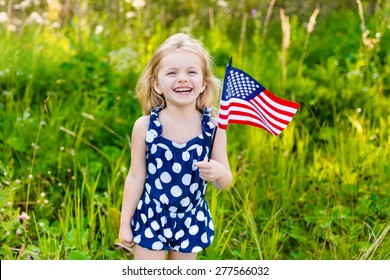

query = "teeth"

[{"left": 174, "top": 88, "right": 192, "bottom": 92}]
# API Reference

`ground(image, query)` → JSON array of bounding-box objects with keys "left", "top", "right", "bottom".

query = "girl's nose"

[{"left": 177, "top": 73, "right": 188, "bottom": 82}]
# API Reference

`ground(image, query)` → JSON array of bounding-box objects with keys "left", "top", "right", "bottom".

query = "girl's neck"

[{"left": 163, "top": 105, "right": 199, "bottom": 119}]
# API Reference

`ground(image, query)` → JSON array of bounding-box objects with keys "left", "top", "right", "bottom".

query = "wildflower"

[
  {"left": 0, "top": 12, "right": 8, "bottom": 23},
  {"left": 95, "top": 25, "right": 103, "bottom": 35},
  {"left": 126, "top": 11, "right": 136, "bottom": 19},
  {"left": 16, "top": 229, "right": 22, "bottom": 235},
  {"left": 60, "top": 146, "right": 64, "bottom": 151},
  {"left": 28, "top": 174, "right": 33, "bottom": 179},
  {"left": 19, "top": 212, "right": 31, "bottom": 224},
  {"left": 39, "top": 222, "right": 45, "bottom": 227},
  {"left": 40, "top": 192, "right": 46, "bottom": 197},
  {"left": 132, "top": 0, "right": 146, "bottom": 9},
  {"left": 217, "top": 0, "right": 228, "bottom": 8},
  {"left": 26, "top": 12, "right": 45, "bottom": 25},
  {"left": 356, "top": 108, "right": 362, "bottom": 113}
]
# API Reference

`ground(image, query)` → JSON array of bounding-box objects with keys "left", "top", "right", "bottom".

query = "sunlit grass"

[{"left": 1, "top": 1, "right": 389, "bottom": 260}]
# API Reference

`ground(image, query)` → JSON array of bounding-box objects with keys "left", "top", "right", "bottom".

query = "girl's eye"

[
  {"left": 167, "top": 72, "right": 176, "bottom": 76},
  {"left": 189, "top": 71, "right": 198, "bottom": 75}
]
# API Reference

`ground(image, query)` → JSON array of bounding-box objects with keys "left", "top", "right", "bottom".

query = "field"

[{"left": 0, "top": 0, "right": 389, "bottom": 260}]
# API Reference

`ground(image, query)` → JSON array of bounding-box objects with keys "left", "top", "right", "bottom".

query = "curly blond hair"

[{"left": 136, "top": 33, "right": 220, "bottom": 115}]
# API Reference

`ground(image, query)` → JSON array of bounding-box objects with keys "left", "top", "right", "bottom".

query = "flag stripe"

[
  {"left": 218, "top": 99, "right": 280, "bottom": 135},
  {"left": 220, "top": 98, "right": 286, "bottom": 133},
  {"left": 263, "top": 89, "right": 300, "bottom": 111}
]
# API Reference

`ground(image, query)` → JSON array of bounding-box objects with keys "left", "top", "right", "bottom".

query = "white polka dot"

[
  {"left": 210, "top": 235, "right": 214, "bottom": 243},
  {"left": 151, "top": 220, "right": 160, "bottom": 231},
  {"left": 192, "top": 160, "right": 198, "bottom": 171},
  {"left": 181, "top": 239, "right": 189, "bottom": 249},
  {"left": 134, "top": 222, "right": 140, "bottom": 231},
  {"left": 184, "top": 217, "right": 192, "bottom": 228},
  {"left": 145, "top": 227, "right": 153, "bottom": 238},
  {"left": 145, "top": 195, "right": 150, "bottom": 204},
  {"left": 133, "top": 235, "right": 141, "bottom": 243},
  {"left": 155, "top": 178, "right": 163, "bottom": 189},
  {"left": 201, "top": 232, "right": 208, "bottom": 243},
  {"left": 180, "top": 197, "right": 190, "bottom": 207},
  {"left": 148, "top": 208, "right": 154, "bottom": 218},
  {"left": 172, "top": 162, "right": 182, "bottom": 173},
  {"left": 164, "top": 228, "right": 173, "bottom": 238},
  {"left": 182, "top": 174, "right": 191, "bottom": 185},
  {"left": 197, "top": 146, "right": 203, "bottom": 156},
  {"left": 137, "top": 200, "right": 143, "bottom": 210},
  {"left": 172, "top": 142, "right": 186, "bottom": 149},
  {"left": 161, "top": 172, "right": 172, "bottom": 183},
  {"left": 191, "top": 246, "right": 202, "bottom": 253},
  {"left": 160, "top": 194, "right": 169, "bottom": 204},
  {"left": 146, "top": 183, "right": 151, "bottom": 193},
  {"left": 189, "top": 225, "right": 199, "bottom": 235},
  {"left": 146, "top": 131, "right": 155, "bottom": 143},
  {"left": 171, "top": 185, "right": 182, "bottom": 197},
  {"left": 152, "top": 241, "right": 163, "bottom": 250},
  {"left": 196, "top": 211, "right": 205, "bottom": 221},
  {"left": 209, "top": 220, "right": 214, "bottom": 230},
  {"left": 156, "top": 158, "right": 163, "bottom": 169},
  {"left": 182, "top": 151, "right": 190, "bottom": 161},
  {"left": 175, "top": 230, "right": 185, "bottom": 240},
  {"left": 178, "top": 213, "right": 185, "bottom": 219},
  {"left": 165, "top": 150, "right": 173, "bottom": 161},
  {"left": 169, "top": 206, "right": 177, "bottom": 212},
  {"left": 141, "top": 214, "right": 147, "bottom": 223},
  {"left": 148, "top": 163, "right": 156, "bottom": 174},
  {"left": 158, "top": 234, "right": 167, "bottom": 243},
  {"left": 190, "top": 183, "right": 198, "bottom": 194},
  {"left": 150, "top": 144, "right": 157, "bottom": 154},
  {"left": 196, "top": 190, "right": 202, "bottom": 199},
  {"left": 161, "top": 216, "right": 167, "bottom": 227}
]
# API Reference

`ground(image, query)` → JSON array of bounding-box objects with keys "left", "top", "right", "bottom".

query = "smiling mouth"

[{"left": 174, "top": 87, "right": 192, "bottom": 94}]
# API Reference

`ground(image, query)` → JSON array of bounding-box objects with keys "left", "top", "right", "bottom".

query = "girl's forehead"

[{"left": 159, "top": 50, "right": 203, "bottom": 69}]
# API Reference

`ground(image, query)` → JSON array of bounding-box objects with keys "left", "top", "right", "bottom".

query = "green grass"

[{"left": 0, "top": 0, "right": 389, "bottom": 260}]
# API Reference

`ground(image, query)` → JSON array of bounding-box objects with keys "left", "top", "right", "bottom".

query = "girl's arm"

[
  {"left": 118, "top": 116, "right": 148, "bottom": 247},
  {"left": 194, "top": 126, "right": 232, "bottom": 190}
]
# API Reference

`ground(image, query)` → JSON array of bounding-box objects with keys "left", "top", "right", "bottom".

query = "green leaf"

[{"left": 66, "top": 250, "right": 90, "bottom": 260}]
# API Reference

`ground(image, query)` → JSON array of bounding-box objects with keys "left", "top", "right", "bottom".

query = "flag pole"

[{"left": 208, "top": 57, "right": 232, "bottom": 162}]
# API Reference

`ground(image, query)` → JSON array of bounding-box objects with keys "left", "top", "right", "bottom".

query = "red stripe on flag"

[{"left": 263, "top": 89, "right": 300, "bottom": 110}]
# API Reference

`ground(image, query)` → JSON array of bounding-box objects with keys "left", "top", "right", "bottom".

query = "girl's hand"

[
  {"left": 119, "top": 225, "right": 134, "bottom": 248},
  {"left": 193, "top": 159, "right": 226, "bottom": 182}
]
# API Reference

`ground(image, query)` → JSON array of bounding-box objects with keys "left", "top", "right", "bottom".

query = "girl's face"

[{"left": 154, "top": 50, "right": 206, "bottom": 109}]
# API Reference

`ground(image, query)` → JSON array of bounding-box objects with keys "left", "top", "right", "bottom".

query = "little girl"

[{"left": 119, "top": 33, "right": 232, "bottom": 260}]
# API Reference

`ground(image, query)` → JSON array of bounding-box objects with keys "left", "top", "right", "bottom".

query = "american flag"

[{"left": 217, "top": 60, "right": 300, "bottom": 136}]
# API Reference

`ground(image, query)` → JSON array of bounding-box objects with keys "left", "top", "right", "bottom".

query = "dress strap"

[
  {"left": 145, "top": 106, "right": 163, "bottom": 145},
  {"left": 201, "top": 107, "right": 216, "bottom": 138}
]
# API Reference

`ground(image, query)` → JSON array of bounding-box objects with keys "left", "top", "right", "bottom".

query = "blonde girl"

[{"left": 119, "top": 33, "right": 232, "bottom": 260}]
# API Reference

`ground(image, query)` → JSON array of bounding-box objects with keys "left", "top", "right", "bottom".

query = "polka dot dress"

[{"left": 131, "top": 107, "right": 216, "bottom": 253}]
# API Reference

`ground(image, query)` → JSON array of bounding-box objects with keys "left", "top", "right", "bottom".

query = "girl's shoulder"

[{"left": 132, "top": 115, "right": 149, "bottom": 135}]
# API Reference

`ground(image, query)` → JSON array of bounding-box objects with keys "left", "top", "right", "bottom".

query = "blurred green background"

[{"left": 0, "top": 0, "right": 389, "bottom": 260}]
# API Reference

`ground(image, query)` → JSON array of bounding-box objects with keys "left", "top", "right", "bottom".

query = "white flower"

[
  {"left": 95, "top": 25, "right": 104, "bottom": 35},
  {"left": 0, "top": 12, "right": 8, "bottom": 23},
  {"left": 132, "top": 0, "right": 146, "bottom": 9},
  {"left": 26, "top": 12, "right": 45, "bottom": 24}
]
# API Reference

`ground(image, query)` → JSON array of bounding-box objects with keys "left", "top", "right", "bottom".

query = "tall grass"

[{"left": 0, "top": 0, "right": 389, "bottom": 260}]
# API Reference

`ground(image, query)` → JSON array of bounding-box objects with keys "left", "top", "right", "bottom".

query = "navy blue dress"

[{"left": 131, "top": 107, "right": 216, "bottom": 253}]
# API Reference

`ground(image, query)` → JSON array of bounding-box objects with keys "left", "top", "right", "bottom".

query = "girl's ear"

[
  {"left": 201, "top": 81, "right": 207, "bottom": 93},
  {"left": 153, "top": 81, "right": 162, "bottom": 94}
]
